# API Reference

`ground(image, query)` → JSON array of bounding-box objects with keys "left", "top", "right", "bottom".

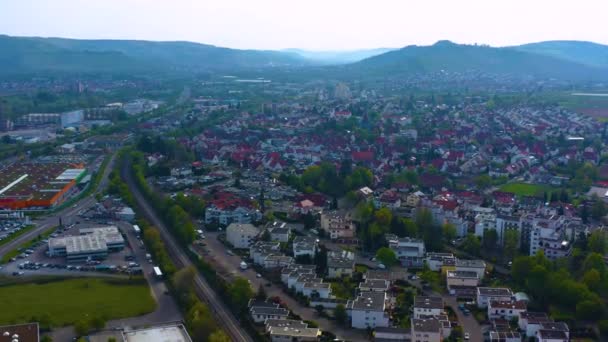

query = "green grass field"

[
  {"left": 499, "top": 182, "right": 553, "bottom": 197},
  {"left": 0, "top": 278, "right": 155, "bottom": 326}
]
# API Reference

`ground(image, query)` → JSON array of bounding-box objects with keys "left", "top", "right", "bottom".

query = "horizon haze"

[{"left": 1, "top": 0, "right": 607, "bottom": 50}]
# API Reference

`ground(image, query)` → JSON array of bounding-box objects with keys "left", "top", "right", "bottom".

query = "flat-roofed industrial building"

[{"left": 48, "top": 226, "right": 124, "bottom": 263}]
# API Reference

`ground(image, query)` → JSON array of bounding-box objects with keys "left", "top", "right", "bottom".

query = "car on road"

[
  {"left": 227, "top": 250, "right": 235, "bottom": 256},
  {"left": 464, "top": 332, "right": 470, "bottom": 340},
  {"left": 256, "top": 273, "right": 262, "bottom": 278}
]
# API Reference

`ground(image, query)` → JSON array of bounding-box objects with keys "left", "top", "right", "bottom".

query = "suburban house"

[
  {"left": 387, "top": 236, "right": 426, "bottom": 268},
  {"left": 455, "top": 259, "right": 486, "bottom": 280},
  {"left": 446, "top": 271, "right": 479, "bottom": 291},
  {"left": 265, "top": 319, "right": 321, "bottom": 342},
  {"left": 411, "top": 318, "right": 442, "bottom": 342},
  {"left": 226, "top": 223, "right": 259, "bottom": 249},
  {"left": 488, "top": 300, "right": 527, "bottom": 320},
  {"left": 425, "top": 253, "right": 456, "bottom": 272},
  {"left": 292, "top": 236, "right": 318, "bottom": 258},
  {"left": 327, "top": 250, "right": 355, "bottom": 278},
  {"left": 346, "top": 291, "right": 390, "bottom": 329},
  {"left": 413, "top": 296, "right": 444, "bottom": 319},
  {"left": 358, "top": 279, "right": 390, "bottom": 293},
  {"left": 477, "top": 287, "right": 513, "bottom": 308},
  {"left": 249, "top": 300, "right": 289, "bottom": 323},
  {"left": 302, "top": 282, "right": 332, "bottom": 299}
]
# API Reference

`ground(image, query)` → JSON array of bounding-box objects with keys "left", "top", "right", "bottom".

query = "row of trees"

[
  {"left": 110, "top": 150, "right": 230, "bottom": 341},
  {"left": 172, "top": 267, "right": 231, "bottom": 341}
]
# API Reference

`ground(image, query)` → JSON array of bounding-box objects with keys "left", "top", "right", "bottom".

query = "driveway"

[{"left": 203, "top": 232, "right": 368, "bottom": 342}]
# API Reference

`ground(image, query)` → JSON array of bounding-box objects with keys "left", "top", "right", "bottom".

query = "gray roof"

[
  {"left": 264, "top": 319, "right": 308, "bottom": 330},
  {"left": 477, "top": 287, "right": 513, "bottom": 296},
  {"left": 455, "top": 259, "right": 486, "bottom": 268},
  {"left": 447, "top": 270, "right": 478, "bottom": 278},
  {"left": 347, "top": 291, "right": 386, "bottom": 311},
  {"left": 250, "top": 306, "right": 289, "bottom": 316},
  {"left": 412, "top": 318, "right": 441, "bottom": 333},
  {"left": 414, "top": 296, "right": 444, "bottom": 310},
  {"left": 359, "top": 279, "right": 389, "bottom": 290}
]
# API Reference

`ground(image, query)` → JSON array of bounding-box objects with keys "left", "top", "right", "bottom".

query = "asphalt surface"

[
  {"left": 121, "top": 158, "right": 254, "bottom": 342},
  {"left": 0, "top": 153, "right": 116, "bottom": 260}
]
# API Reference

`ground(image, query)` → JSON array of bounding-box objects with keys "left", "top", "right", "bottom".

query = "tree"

[
  {"left": 582, "top": 269, "right": 601, "bottom": 291},
  {"left": 208, "top": 330, "right": 231, "bottom": 342},
  {"left": 461, "top": 234, "right": 481, "bottom": 256},
  {"left": 334, "top": 304, "right": 348, "bottom": 325},
  {"left": 475, "top": 174, "right": 492, "bottom": 189},
  {"left": 260, "top": 229, "right": 271, "bottom": 242},
  {"left": 588, "top": 231, "right": 607, "bottom": 254},
  {"left": 442, "top": 223, "right": 457, "bottom": 242},
  {"left": 228, "top": 277, "right": 254, "bottom": 313},
  {"left": 187, "top": 302, "right": 217, "bottom": 341},
  {"left": 416, "top": 209, "right": 441, "bottom": 251},
  {"left": 577, "top": 300, "right": 605, "bottom": 320},
  {"left": 503, "top": 229, "right": 519, "bottom": 260},
  {"left": 583, "top": 253, "right": 606, "bottom": 277},
  {"left": 374, "top": 207, "right": 393, "bottom": 227},
  {"left": 256, "top": 284, "right": 267, "bottom": 300},
  {"left": 74, "top": 319, "right": 91, "bottom": 337},
  {"left": 482, "top": 229, "right": 498, "bottom": 250},
  {"left": 375, "top": 247, "right": 398, "bottom": 267},
  {"left": 41, "top": 336, "right": 53, "bottom": 342},
  {"left": 90, "top": 316, "right": 106, "bottom": 331},
  {"left": 591, "top": 200, "right": 608, "bottom": 220}
]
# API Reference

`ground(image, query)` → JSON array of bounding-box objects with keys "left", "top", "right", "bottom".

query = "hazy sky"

[{"left": 1, "top": 0, "right": 606, "bottom": 50}]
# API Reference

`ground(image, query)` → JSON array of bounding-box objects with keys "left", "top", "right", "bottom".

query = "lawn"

[
  {"left": 0, "top": 277, "right": 155, "bottom": 326},
  {"left": 499, "top": 182, "right": 553, "bottom": 197}
]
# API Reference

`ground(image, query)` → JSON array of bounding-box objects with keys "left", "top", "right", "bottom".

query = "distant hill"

[
  {"left": 283, "top": 48, "right": 395, "bottom": 64},
  {"left": 0, "top": 35, "right": 308, "bottom": 75},
  {"left": 514, "top": 40, "right": 608, "bottom": 69},
  {"left": 352, "top": 40, "right": 608, "bottom": 81}
]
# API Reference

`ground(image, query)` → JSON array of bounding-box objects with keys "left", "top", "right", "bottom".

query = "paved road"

[
  {"left": 121, "top": 158, "right": 254, "bottom": 342},
  {"left": 203, "top": 232, "right": 368, "bottom": 342}
]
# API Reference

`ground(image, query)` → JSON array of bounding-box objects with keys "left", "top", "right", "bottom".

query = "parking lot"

[
  {"left": 1, "top": 219, "right": 150, "bottom": 278},
  {"left": 0, "top": 220, "right": 31, "bottom": 244}
]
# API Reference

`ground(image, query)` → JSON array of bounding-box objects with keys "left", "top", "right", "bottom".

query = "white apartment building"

[
  {"left": 226, "top": 223, "right": 259, "bottom": 249},
  {"left": 347, "top": 291, "right": 390, "bottom": 329}
]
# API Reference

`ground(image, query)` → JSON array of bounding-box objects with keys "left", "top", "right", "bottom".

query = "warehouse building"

[
  {"left": 48, "top": 226, "right": 124, "bottom": 262},
  {"left": 0, "top": 162, "right": 86, "bottom": 210}
]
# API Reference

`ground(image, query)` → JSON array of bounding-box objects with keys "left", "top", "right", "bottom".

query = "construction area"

[{"left": 0, "top": 162, "right": 86, "bottom": 210}]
